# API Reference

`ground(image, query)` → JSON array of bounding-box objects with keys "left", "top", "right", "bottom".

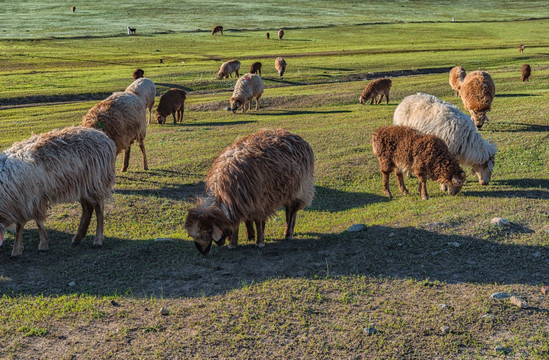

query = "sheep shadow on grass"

[
  {"left": 250, "top": 109, "right": 352, "bottom": 116},
  {"left": 488, "top": 121, "right": 549, "bottom": 133},
  {"left": 309, "top": 186, "right": 389, "bottom": 212}
]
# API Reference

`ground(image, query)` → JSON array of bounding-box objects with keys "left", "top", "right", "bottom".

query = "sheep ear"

[
  {"left": 212, "top": 225, "right": 223, "bottom": 242},
  {"left": 452, "top": 173, "right": 465, "bottom": 185},
  {"left": 186, "top": 223, "right": 199, "bottom": 239}
]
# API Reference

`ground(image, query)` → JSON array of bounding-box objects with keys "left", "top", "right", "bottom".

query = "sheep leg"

[
  {"left": 37, "top": 221, "right": 49, "bottom": 252},
  {"left": 235, "top": 70, "right": 239, "bottom": 77},
  {"left": 370, "top": 97, "right": 374, "bottom": 105},
  {"left": 72, "top": 200, "right": 94, "bottom": 245},
  {"left": 138, "top": 140, "right": 149, "bottom": 170},
  {"left": 228, "top": 225, "right": 239, "bottom": 249},
  {"left": 255, "top": 220, "right": 265, "bottom": 248},
  {"left": 385, "top": 92, "right": 389, "bottom": 104},
  {"left": 375, "top": 95, "right": 382, "bottom": 104},
  {"left": 245, "top": 220, "right": 255, "bottom": 241},
  {"left": 284, "top": 201, "right": 301, "bottom": 239},
  {"left": 417, "top": 176, "right": 429, "bottom": 200},
  {"left": 92, "top": 200, "right": 105, "bottom": 248},
  {"left": 394, "top": 170, "right": 409, "bottom": 195},
  {"left": 381, "top": 171, "right": 392, "bottom": 198},
  {"left": 172, "top": 111, "right": 177, "bottom": 125},
  {"left": 11, "top": 222, "right": 26, "bottom": 257},
  {"left": 122, "top": 146, "right": 131, "bottom": 172},
  {"left": 255, "top": 94, "right": 262, "bottom": 110},
  {"left": 179, "top": 109, "right": 184, "bottom": 122}
]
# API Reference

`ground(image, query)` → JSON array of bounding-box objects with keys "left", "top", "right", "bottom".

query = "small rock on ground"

[
  {"left": 160, "top": 308, "right": 170, "bottom": 316},
  {"left": 509, "top": 295, "right": 528, "bottom": 309},
  {"left": 348, "top": 224, "right": 367, "bottom": 232},
  {"left": 491, "top": 217, "right": 510, "bottom": 226},
  {"left": 491, "top": 292, "right": 511, "bottom": 300},
  {"left": 68, "top": 281, "right": 76, "bottom": 287},
  {"left": 154, "top": 237, "right": 173, "bottom": 242},
  {"left": 440, "top": 325, "right": 450, "bottom": 334},
  {"left": 364, "top": 326, "right": 377, "bottom": 335},
  {"left": 541, "top": 286, "right": 549, "bottom": 295}
]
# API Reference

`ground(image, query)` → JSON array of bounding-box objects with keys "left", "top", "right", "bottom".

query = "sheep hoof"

[
  {"left": 257, "top": 243, "right": 265, "bottom": 248},
  {"left": 227, "top": 244, "right": 237, "bottom": 250}
]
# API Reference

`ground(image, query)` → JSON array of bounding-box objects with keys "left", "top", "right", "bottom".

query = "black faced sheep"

[
  {"left": 230, "top": 73, "right": 264, "bottom": 113},
  {"left": 275, "top": 57, "right": 287, "bottom": 77},
  {"left": 0, "top": 126, "right": 116, "bottom": 257},
  {"left": 371, "top": 125, "right": 466, "bottom": 200},
  {"left": 82, "top": 92, "right": 148, "bottom": 172},
  {"left": 521, "top": 64, "right": 531, "bottom": 82},
  {"left": 155, "top": 88, "right": 187, "bottom": 124},
  {"left": 127, "top": 26, "right": 136, "bottom": 35},
  {"left": 359, "top": 78, "right": 392, "bottom": 105},
  {"left": 449, "top": 66, "right": 466, "bottom": 97},
  {"left": 250, "top": 62, "right": 262, "bottom": 76},
  {"left": 185, "top": 129, "right": 315, "bottom": 255},
  {"left": 394, "top": 93, "right": 497, "bottom": 185},
  {"left": 125, "top": 77, "right": 156, "bottom": 124},
  {"left": 216, "top": 60, "right": 241, "bottom": 79},
  {"left": 460, "top": 70, "right": 495, "bottom": 130}
]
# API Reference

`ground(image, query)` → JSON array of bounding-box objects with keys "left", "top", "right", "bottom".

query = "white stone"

[
  {"left": 491, "top": 217, "right": 510, "bottom": 226},
  {"left": 348, "top": 224, "right": 367, "bottom": 232}
]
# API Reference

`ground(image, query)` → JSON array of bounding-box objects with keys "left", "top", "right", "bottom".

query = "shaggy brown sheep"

[
  {"left": 459, "top": 70, "right": 495, "bottom": 130},
  {"left": 185, "top": 129, "right": 315, "bottom": 255},
  {"left": 212, "top": 25, "right": 223, "bottom": 35},
  {"left": 521, "top": 64, "right": 531, "bottom": 82},
  {"left": 449, "top": 66, "right": 466, "bottom": 97},
  {"left": 275, "top": 57, "right": 287, "bottom": 77},
  {"left": 519, "top": 44, "right": 525, "bottom": 54},
  {"left": 155, "top": 88, "right": 186, "bottom": 124},
  {"left": 216, "top": 60, "right": 241, "bottom": 79},
  {"left": 359, "top": 78, "right": 392, "bottom": 105},
  {"left": 278, "top": 29, "right": 284, "bottom": 40},
  {"left": 249, "top": 62, "right": 262, "bottom": 76},
  {"left": 266, "top": 32, "right": 270, "bottom": 39},
  {"left": 132, "top": 68, "right": 144, "bottom": 81},
  {"left": 371, "top": 125, "right": 466, "bottom": 200}
]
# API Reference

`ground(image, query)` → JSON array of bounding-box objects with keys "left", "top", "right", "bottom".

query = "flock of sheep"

[{"left": 0, "top": 32, "right": 533, "bottom": 256}]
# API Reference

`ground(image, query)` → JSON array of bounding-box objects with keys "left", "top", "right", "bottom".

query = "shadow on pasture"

[
  {"left": 464, "top": 188, "right": 548, "bottom": 200},
  {"left": 114, "top": 178, "right": 206, "bottom": 201},
  {"left": 309, "top": 186, "right": 389, "bottom": 212},
  {"left": 311, "top": 67, "right": 354, "bottom": 72},
  {"left": 1, "top": 224, "right": 547, "bottom": 298},
  {"left": 488, "top": 121, "right": 549, "bottom": 133},
  {"left": 181, "top": 120, "right": 256, "bottom": 127},
  {"left": 0, "top": 92, "right": 111, "bottom": 108},
  {"left": 265, "top": 78, "right": 304, "bottom": 86},
  {"left": 250, "top": 109, "right": 352, "bottom": 116},
  {"left": 495, "top": 94, "right": 540, "bottom": 98},
  {"left": 493, "top": 178, "right": 549, "bottom": 189}
]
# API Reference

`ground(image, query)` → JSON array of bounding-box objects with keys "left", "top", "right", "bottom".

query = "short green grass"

[{"left": 0, "top": 1, "right": 548, "bottom": 359}]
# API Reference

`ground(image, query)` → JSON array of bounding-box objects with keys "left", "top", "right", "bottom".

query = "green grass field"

[{"left": 0, "top": 1, "right": 548, "bottom": 359}]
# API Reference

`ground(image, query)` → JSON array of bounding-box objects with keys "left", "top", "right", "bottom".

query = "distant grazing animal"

[
  {"left": 230, "top": 73, "right": 264, "bottom": 113},
  {"left": 394, "top": 93, "right": 497, "bottom": 186},
  {"left": 125, "top": 77, "right": 156, "bottom": 124},
  {"left": 0, "top": 126, "right": 116, "bottom": 257},
  {"left": 212, "top": 25, "right": 223, "bottom": 35},
  {"left": 71, "top": 6, "right": 76, "bottom": 12},
  {"left": 216, "top": 59, "right": 241, "bottom": 79},
  {"left": 132, "top": 68, "right": 144, "bottom": 81},
  {"left": 371, "top": 125, "right": 466, "bottom": 200},
  {"left": 519, "top": 44, "right": 525, "bottom": 54},
  {"left": 275, "top": 57, "right": 287, "bottom": 77},
  {"left": 278, "top": 29, "right": 284, "bottom": 40},
  {"left": 156, "top": 88, "right": 187, "bottom": 124},
  {"left": 266, "top": 32, "right": 270, "bottom": 39},
  {"left": 359, "top": 78, "right": 392, "bottom": 105},
  {"left": 459, "top": 70, "right": 495, "bottom": 130},
  {"left": 249, "top": 61, "right": 262, "bottom": 76},
  {"left": 82, "top": 92, "right": 148, "bottom": 172},
  {"left": 185, "top": 129, "right": 315, "bottom": 255},
  {"left": 449, "top": 66, "right": 466, "bottom": 96},
  {"left": 521, "top": 64, "right": 531, "bottom": 82},
  {"left": 127, "top": 26, "right": 136, "bottom": 35}
]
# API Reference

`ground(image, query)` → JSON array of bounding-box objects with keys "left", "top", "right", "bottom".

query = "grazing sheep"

[
  {"left": 0, "top": 126, "right": 116, "bottom": 257},
  {"left": 82, "top": 92, "right": 148, "bottom": 172},
  {"left": 132, "top": 68, "right": 144, "bottom": 81},
  {"left": 249, "top": 62, "right": 262, "bottom": 76},
  {"left": 266, "top": 32, "right": 270, "bottom": 39},
  {"left": 460, "top": 70, "right": 495, "bottom": 130},
  {"left": 519, "top": 44, "right": 525, "bottom": 54},
  {"left": 230, "top": 73, "right": 264, "bottom": 113},
  {"left": 71, "top": 6, "right": 76, "bottom": 12},
  {"left": 394, "top": 93, "right": 497, "bottom": 185},
  {"left": 359, "top": 78, "right": 392, "bottom": 105},
  {"left": 155, "top": 88, "right": 187, "bottom": 124},
  {"left": 449, "top": 66, "right": 466, "bottom": 96},
  {"left": 216, "top": 60, "right": 241, "bottom": 79},
  {"left": 185, "top": 129, "right": 315, "bottom": 255},
  {"left": 278, "top": 29, "right": 284, "bottom": 40},
  {"left": 371, "top": 125, "right": 466, "bottom": 200},
  {"left": 212, "top": 25, "right": 223, "bottom": 35},
  {"left": 125, "top": 77, "right": 156, "bottom": 124},
  {"left": 127, "top": 26, "right": 136, "bottom": 35},
  {"left": 521, "top": 64, "right": 531, "bottom": 82},
  {"left": 275, "top": 57, "right": 287, "bottom": 77}
]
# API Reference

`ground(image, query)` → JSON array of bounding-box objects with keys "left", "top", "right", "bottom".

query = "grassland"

[{"left": 0, "top": 1, "right": 548, "bottom": 359}]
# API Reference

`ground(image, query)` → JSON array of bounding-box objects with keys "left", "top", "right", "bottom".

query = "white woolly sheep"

[
  {"left": 82, "top": 91, "right": 148, "bottom": 172},
  {"left": 155, "top": 88, "right": 187, "bottom": 124},
  {"left": 394, "top": 93, "right": 497, "bottom": 185},
  {"left": 449, "top": 66, "right": 466, "bottom": 97},
  {"left": 185, "top": 129, "right": 315, "bottom": 255},
  {"left": 230, "top": 73, "right": 264, "bottom": 113},
  {"left": 0, "top": 126, "right": 116, "bottom": 257},
  {"left": 275, "top": 57, "right": 287, "bottom": 77},
  {"left": 125, "top": 77, "right": 156, "bottom": 124},
  {"left": 216, "top": 60, "right": 241, "bottom": 79},
  {"left": 460, "top": 70, "right": 495, "bottom": 130}
]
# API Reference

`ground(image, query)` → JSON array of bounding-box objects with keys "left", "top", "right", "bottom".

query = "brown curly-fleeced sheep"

[
  {"left": 250, "top": 62, "right": 262, "bottom": 76},
  {"left": 82, "top": 92, "right": 148, "bottom": 172},
  {"left": 0, "top": 126, "right": 116, "bottom": 257},
  {"left": 275, "top": 57, "right": 287, "bottom": 77},
  {"left": 185, "top": 129, "right": 315, "bottom": 255},
  {"left": 459, "top": 70, "right": 495, "bottom": 130},
  {"left": 371, "top": 125, "right": 466, "bottom": 200},
  {"left": 521, "top": 64, "right": 531, "bottom": 82},
  {"left": 519, "top": 44, "right": 525, "bottom": 54},
  {"left": 212, "top": 25, "right": 223, "bottom": 35},
  {"left": 278, "top": 29, "right": 284, "bottom": 40},
  {"left": 132, "top": 68, "right": 144, "bottom": 81},
  {"left": 230, "top": 73, "right": 264, "bottom": 113},
  {"left": 71, "top": 6, "right": 76, "bottom": 12},
  {"left": 216, "top": 60, "right": 241, "bottom": 79},
  {"left": 359, "top": 78, "right": 392, "bottom": 105},
  {"left": 155, "top": 88, "right": 186, "bottom": 124},
  {"left": 125, "top": 77, "right": 156, "bottom": 124},
  {"left": 449, "top": 66, "right": 466, "bottom": 97}
]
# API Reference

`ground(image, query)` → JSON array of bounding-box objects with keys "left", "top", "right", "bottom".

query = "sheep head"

[
  {"left": 215, "top": 71, "right": 225, "bottom": 80},
  {"left": 185, "top": 198, "right": 232, "bottom": 256},
  {"left": 472, "top": 156, "right": 495, "bottom": 185},
  {"left": 447, "top": 170, "right": 466, "bottom": 195},
  {"left": 359, "top": 95, "right": 368, "bottom": 104},
  {"left": 155, "top": 112, "right": 166, "bottom": 124},
  {"left": 469, "top": 110, "right": 489, "bottom": 130},
  {"left": 230, "top": 97, "right": 243, "bottom": 113}
]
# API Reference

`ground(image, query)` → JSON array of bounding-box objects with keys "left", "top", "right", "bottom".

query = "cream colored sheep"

[
  {"left": 275, "top": 57, "right": 287, "bottom": 77},
  {"left": 230, "top": 74, "right": 264, "bottom": 113},
  {"left": 449, "top": 66, "right": 466, "bottom": 97},
  {"left": 216, "top": 60, "right": 241, "bottom": 79},
  {"left": 125, "top": 78, "right": 156, "bottom": 124},
  {"left": 460, "top": 70, "right": 495, "bottom": 130},
  {"left": 82, "top": 92, "right": 148, "bottom": 172}
]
